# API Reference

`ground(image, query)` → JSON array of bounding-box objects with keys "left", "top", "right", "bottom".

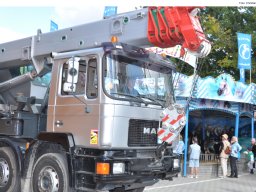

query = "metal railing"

[
  {"left": 180, "top": 153, "right": 246, "bottom": 163},
  {"left": 179, "top": 153, "right": 219, "bottom": 162},
  {"left": 200, "top": 154, "right": 219, "bottom": 162},
  {"left": 179, "top": 153, "right": 248, "bottom": 177}
]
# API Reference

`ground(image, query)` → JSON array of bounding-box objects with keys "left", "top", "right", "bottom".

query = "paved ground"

[{"left": 145, "top": 173, "right": 256, "bottom": 192}]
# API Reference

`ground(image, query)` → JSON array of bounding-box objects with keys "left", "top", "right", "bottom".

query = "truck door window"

[
  {"left": 61, "top": 60, "right": 86, "bottom": 95},
  {"left": 86, "top": 59, "right": 98, "bottom": 99}
]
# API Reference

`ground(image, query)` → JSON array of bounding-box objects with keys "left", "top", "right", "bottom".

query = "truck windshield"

[{"left": 103, "top": 53, "right": 174, "bottom": 106}]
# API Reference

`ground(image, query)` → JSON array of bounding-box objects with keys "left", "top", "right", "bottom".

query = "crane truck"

[{"left": 0, "top": 7, "right": 211, "bottom": 192}]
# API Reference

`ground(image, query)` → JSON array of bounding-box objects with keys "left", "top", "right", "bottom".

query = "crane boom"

[{"left": 0, "top": 7, "right": 210, "bottom": 75}]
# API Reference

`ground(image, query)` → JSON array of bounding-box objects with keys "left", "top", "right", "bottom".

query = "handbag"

[{"left": 224, "top": 145, "right": 231, "bottom": 155}]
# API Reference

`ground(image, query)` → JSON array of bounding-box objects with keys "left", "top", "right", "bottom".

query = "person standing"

[
  {"left": 251, "top": 138, "right": 256, "bottom": 169},
  {"left": 246, "top": 147, "right": 254, "bottom": 174},
  {"left": 228, "top": 136, "right": 242, "bottom": 178},
  {"left": 219, "top": 134, "right": 231, "bottom": 178},
  {"left": 189, "top": 137, "right": 201, "bottom": 178},
  {"left": 173, "top": 135, "right": 185, "bottom": 155}
]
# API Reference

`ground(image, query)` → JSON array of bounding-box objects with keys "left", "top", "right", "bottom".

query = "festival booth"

[{"left": 174, "top": 72, "right": 256, "bottom": 176}]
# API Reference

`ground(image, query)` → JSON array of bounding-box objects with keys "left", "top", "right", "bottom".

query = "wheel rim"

[
  {"left": 0, "top": 158, "right": 10, "bottom": 187},
  {"left": 38, "top": 166, "right": 59, "bottom": 192}
]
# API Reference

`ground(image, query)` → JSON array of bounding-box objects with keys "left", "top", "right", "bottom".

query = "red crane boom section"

[{"left": 147, "top": 7, "right": 209, "bottom": 57}]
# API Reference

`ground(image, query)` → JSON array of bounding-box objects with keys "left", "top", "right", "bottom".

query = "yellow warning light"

[{"left": 111, "top": 36, "right": 118, "bottom": 43}]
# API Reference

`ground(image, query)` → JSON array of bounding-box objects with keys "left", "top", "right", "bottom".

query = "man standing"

[
  {"left": 189, "top": 137, "right": 201, "bottom": 178},
  {"left": 173, "top": 135, "right": 185, "bottom": 155},
  {"left": 219, "top": 134, "right": 231, "bottom": 178},
  {"left": 229, "top": 136, "right": 242, "bottom": 178},
  {"left": 251, "top": 138, "right": 256, "bottom": 169}
]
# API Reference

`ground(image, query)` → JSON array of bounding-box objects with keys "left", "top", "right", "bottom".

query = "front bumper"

[
  {"left": 97, "top": 156, "right": 180, "bottom": 178},
  {"left": 74, "top": 149, "right": 180, "bottom": 191}
]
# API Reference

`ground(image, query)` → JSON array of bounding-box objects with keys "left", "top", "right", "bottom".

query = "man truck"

[{"left": 0, "top": 7, "right": 210, "bottom": 192}]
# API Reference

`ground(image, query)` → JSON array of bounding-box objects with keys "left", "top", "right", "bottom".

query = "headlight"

[
  {"left": 113, "top": 163, "right": 125, "bottom": 174},
  {"left": 173, "top": 159, "right": 180, "bottom": 169}
]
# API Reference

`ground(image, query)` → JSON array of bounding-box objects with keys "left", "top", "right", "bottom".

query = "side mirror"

[
  {"left": 63, "top": 82, "right": 77, "bottom": 93},
  {"left": 63, "top": 57, "right": 80, "bottom": 92}
]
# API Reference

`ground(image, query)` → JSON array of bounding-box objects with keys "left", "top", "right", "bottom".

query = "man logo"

[{"left": 143, "top": 127, "right": 157, "bottom": 134}]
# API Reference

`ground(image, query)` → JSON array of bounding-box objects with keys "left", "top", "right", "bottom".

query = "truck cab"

[{"left": 43, "top": 42, "right": 180, "bottom": 191}]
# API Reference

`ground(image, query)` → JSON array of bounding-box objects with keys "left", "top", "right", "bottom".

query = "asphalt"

[{"left": 145, "top": 173, "right": 256, "bottom": 192}]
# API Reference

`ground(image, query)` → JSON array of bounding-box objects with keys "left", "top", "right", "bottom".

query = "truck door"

[{"left": 47, "top": 55, "right": 100, "bottom": 147}]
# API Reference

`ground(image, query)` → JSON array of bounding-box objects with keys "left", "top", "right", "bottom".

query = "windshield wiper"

[
  {"left": 111, "top": 92, "right": 149, "bottom": 106},
  {"left": 138, "top": 95, "right": 164, "bottom": 108}
]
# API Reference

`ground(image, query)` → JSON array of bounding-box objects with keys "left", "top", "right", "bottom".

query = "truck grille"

[{"left": 128, "top": 119, "right": 159, "bottom": 147}]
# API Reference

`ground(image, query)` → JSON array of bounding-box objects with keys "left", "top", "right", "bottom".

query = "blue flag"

[
  {"left": 50, "top": 20, "right": 58, "bottom": 32},
  {"left": 103, "top": 6, "right": 117, "bottom": 19},
  {"left": 237, "top": 33, "right": 251, "bottom": 69}
]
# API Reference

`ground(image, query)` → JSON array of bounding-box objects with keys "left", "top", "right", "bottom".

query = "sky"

[
  {"left": 0, "top": 5, "right": 138, "bottom": 43},
  {"left": 0, "top": 0, "right": 253, "bottom": 44}
]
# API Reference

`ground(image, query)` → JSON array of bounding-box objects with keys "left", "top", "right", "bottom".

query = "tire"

[
  {"left": 32, "top": 153, "right": 69, "bottom": 192},
  {"left": 110, "top": 187, "right": 145, "bottom": 192},
  {"left": 126, "top": 187, "right": 145, "bottom": 192},
  {"left": 0, "top": 147, "right": 20, "bottom": 192}
]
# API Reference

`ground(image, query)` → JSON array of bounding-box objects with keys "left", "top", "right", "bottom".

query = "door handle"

[{"left": 55, "top": 120, "right": 63, "bottom": 127}]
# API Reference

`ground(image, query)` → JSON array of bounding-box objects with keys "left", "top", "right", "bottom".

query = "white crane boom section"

[{"left": 0, "top": 7, "right": 211, "bottom": 73}]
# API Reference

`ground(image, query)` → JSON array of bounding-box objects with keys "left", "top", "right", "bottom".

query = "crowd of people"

[
  {"left": 219, "top": 134, "right": 242, "bottom": 178},
  {"left": 173, "top": 134, "right": 256, "bottom": 179},
  {"left": 217, "top": 135, "right": 256, "bottom": 178}
]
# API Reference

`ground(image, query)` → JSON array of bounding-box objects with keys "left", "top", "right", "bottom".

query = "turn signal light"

[
  {"left": 96, "top": 162, "right": 110, "bottom": 175},
  {"left": 25, "top": 142, "right": 30, "bottom": 150},
  {"left": 111, "top": 36, "right": 118, "bottom": 43}
]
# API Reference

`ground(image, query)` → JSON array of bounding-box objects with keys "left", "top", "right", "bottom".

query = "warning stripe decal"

[
  {"left": 162, "top": 132, "right": 173, "bottom": 141},
  {"left": 162, "top": 115, "right": 169, "bottom": 122},
  {"left": 157, "top": 129, "right": 165, "bottom": 136},
  {"left": 169, "top": 114, "right": 184, "bottom": 125}
]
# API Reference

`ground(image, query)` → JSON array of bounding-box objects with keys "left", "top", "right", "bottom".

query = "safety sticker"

[{"left": 90, "top": 129, "right": 98, "bottom": 145}]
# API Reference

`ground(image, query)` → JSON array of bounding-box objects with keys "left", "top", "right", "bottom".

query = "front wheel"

[
  {"left": 126, "top": 187, "right": 145, "bottom": 192},
  {"left": 0, "top": 147, "right": 20, "bottom": 192},
  {"left": 110, "top": 187, "right": 145, "bottom": 192},
  {"left": 32, "top": 153, "right": 69, "bottom": 192}
]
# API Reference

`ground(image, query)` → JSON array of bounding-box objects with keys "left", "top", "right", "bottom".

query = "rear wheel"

[
  {"left": 0, "top": 147, "right": 20, "bottom": 192},
  {"left": 32, "top": 153, "right": 69, "bottom": 192}
]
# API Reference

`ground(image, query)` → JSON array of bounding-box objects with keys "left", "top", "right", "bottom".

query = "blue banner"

[
  {"left": 103, "top": 6, "right": 117, "bottom": 19},
  {"left": 237, "top": 33, "right": 251, "bottom": 69},
  {"left": 50, "top": 20, "right": 58, "bottom": 32},
  {"left": 240, "top": 68, "right": 245, "bottom": 83}
]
